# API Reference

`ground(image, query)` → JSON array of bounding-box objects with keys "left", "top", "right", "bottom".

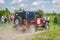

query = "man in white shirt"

[{"left": 1, "top": 15, "right": 5, "bottom": 23}]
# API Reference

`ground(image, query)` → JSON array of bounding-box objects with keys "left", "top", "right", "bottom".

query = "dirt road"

[{"left": 0, "top": 23, "right": 43, "bottom": 40}]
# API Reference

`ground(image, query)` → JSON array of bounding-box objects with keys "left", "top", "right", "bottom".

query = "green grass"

[
  {"left": 32, "top": 24, "right": 60, "bottom": 40},
  {"left": 32, "top": 15, "right": 60, "bottom": 40}
]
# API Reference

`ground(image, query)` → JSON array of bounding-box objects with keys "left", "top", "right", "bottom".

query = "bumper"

[{"left": 36, "top": 24, "right": 45, "bottom": 27}]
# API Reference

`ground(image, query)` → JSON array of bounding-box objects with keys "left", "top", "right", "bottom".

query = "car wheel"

[
  {"left": 15, "top": 19, "right": 20, "bottom": 25},
  {"left": 29, "top": 25, "right": 36, "bottom": 33},
  {"left": 14, "top": 17, "right": 22, "bottom": 26}
]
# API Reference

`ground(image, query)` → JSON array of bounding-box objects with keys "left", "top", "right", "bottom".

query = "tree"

[
  {"left": 53, "top": 11, "right": 56, "bottom": 15},
  {"left": 19, "top": 9, "right": 22, "bottom": 11},
  {"left": 14, "top": 9, "right": 25, "bottom": 13},
  {"left": 14, "top": 9, "right": 22, "bottom": 13},
  {"left": 0, "top": 8, "right": 10, "bottom": 21},
  {"left": 38, "top": 9, "right": 44, "bottom": 17},
  {"left": 5, "top": 8, "right": 10, "bottom": 16},
  {"left": 35, "top": 9, "right": 44, "bottom": 18},
  {"left": 22, "top": 9, "right": 25, "bottom": 12},
  {"left": 0, "top": 10, "right": 5, "bottom": 20}
]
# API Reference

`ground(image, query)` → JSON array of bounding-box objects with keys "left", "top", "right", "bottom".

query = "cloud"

[
  {"left": 52, "top": 0, "right": 56, "bottom": 4},
  {"left": 30, "top": 8, "right": 36, "bottom": 11},
  {"left": 41, "top": 5, "right": 45, "bottom": 9},
  {"left": 20, "top": 3, "right": 24, "bottom": 7},
  {"left": 51, "top": 0, "right": 60, "bottom": 13},
  {"left": 10, "top": 0, "right": 22, "bottom": 4},
  {"left": 18, "top": 3, "right": 28, "bottom": 9},
  {"left": 0, "top": 0, "right": 5, "bottom": 4},
  {"left": 4, "top": 0, "right": 60, "bottom": 13},
  {"left": 52, "top": 0, "right": 60, "bottom": 4},
  {"left": 32, "top": 0, "right": 51, "bottom": 6},
  {"left": 32, "top": 1, "right": 40, "bottom": 6}
]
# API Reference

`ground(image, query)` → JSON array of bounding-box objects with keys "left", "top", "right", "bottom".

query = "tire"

[
  {"left": 14, "top": 17, "right": 22, "bottom": 26},
  {"left": 29, "top": 25, "right": 36, "bottom": 33}
]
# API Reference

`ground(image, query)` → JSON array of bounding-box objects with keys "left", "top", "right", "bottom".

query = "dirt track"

[{"left": 0, "top": 23, "right": 43, "bottom": 40}]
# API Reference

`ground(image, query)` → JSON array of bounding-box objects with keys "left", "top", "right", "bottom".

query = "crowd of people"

[{"left": 1, "top": 14, "right": 14, "bottom": 24}]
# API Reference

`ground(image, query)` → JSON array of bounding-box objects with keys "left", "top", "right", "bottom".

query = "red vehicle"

[{"left": 14, "top": 11, "right": 49, "bottom": 33}]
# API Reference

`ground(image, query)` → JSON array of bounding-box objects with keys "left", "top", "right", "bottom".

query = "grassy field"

[{"left": 32, "top": 15, "right": 60, "bottom": 40}]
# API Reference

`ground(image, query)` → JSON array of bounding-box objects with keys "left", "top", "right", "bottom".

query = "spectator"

[
  {"left": 47, "top": 16, "right": 50, "bottom": 23},
  {"left": 10, "top": 14, "right": 14, "bottom": 22},
  {"left": 44, "top": 16, "right": 47, "bottom": 21},
  {"left": 1, "top": 15, "right": 5, "bottom": 23},
  {"left": 47, "top": 17, "right": 50, "bottom": 21},
  {"left": 4, "top": 15, "right": 7, "bottom": 23}
]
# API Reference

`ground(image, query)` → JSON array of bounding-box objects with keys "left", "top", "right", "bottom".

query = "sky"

[{"left": 0, "top": 0, "right": 60, "bottom": 13}]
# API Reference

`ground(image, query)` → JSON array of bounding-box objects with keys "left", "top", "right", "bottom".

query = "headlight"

[{"left": 16, "top": 14, "right": 18, "bottom": 15}]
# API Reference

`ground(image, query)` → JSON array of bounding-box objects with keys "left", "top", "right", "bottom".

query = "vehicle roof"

[{"left": 16, "top": 11, "right": 35, "bottom": 14}]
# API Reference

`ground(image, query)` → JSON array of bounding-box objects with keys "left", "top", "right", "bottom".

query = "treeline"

[
  {"left": 0, "top": 8, "right": 44, "bottom": 17},
  {"left": 46, "top": 12, "right": 60, "bottom": 24},
  {"left": 46, "top": 12, "right": 60, "bottom": 16}
]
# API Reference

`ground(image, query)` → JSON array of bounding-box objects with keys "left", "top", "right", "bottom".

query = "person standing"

[
  {"left": 1, "top": 15, "right": 5, "bottom": 23},
  {"left": 10, "top": 14, "right": 14, "bottom": 23},
  {"left": 47, "top": 16, "right": 50, "bottom": 23},
  {"left": 4, "top": 15, "right": 7, "bottom": 23}
]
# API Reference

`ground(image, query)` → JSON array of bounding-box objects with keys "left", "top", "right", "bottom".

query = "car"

[{"left": 14, "top": 11, "right": 49, "bottom": 33}]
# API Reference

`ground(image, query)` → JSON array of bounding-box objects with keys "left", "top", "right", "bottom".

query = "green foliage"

[
  {"left": 54, "top": 16, "right": 58, "bottom": 24},
  {"left": 57, "top": 15, "right": 60, "bottom": 24},
  {"left": 0, "top": 8, "right": 10, "bottom": 21},
  {"left": 53, "top": 11, "right": 56, "bottom": 15},
  {"left": 0, "top": 10, "right": 5, "bottom": 20},
  {"left": 46, "top": 14, "right": 60, "bottom": 24},
  {"left": 39, "top": 9, "right": 44, "bottom": 17},
  {"left": 35, "top": 10, "right": 44, "bottom": 17},
  {"left": 14, "top": 9, "right": 25, "bottom": 13},
  {"left": 33, "top": 25, "right": 60, "bottom": 40}
]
